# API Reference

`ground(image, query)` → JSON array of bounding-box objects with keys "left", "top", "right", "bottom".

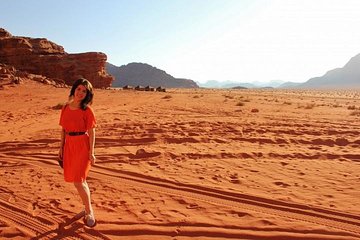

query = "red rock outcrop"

[
  {"left": 0, "top": 28, "right": 113, "bottom": 88},
  {"left": 0, "top": 63, "right": 65, "bottom": 89}
]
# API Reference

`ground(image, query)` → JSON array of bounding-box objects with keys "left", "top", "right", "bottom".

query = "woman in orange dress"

[{"left": 58, "top": 78, "right": 97, "bottom": 227}]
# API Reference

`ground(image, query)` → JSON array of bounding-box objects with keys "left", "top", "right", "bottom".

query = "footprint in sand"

[
  {"left": 212, "top": 174, "right": 222, "bottom": 182},
  {"left": 229, "top": 173, "right": 241, "bottom": 184},
  {"left": 133, "top": 148, "right": 161, "bottom": 159},
  {"left": 141, "top": 209, "right": 157, "bottom": 219},
  {"left": 273, "top": 181, "right": 291, "bottom": 188},
  {"left": 297, "top": 171, "right": 306, "bottom": 176},
  {"left": 186, "top": 203, "right": 200, "bottom": 209},
  {"left": 177, "top": 199, "right": 200, "bottom": 209},
  {"left": 148, "top": 161, "right": 159, "bottom": 167},
  {"left": 49, "top": 199, "right": 61, "bottom": 208},
  {"left": 280, "top": 161, "right": 289, "bottom": 166}
]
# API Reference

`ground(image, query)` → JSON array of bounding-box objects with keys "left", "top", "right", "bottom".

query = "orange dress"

[{"left": 59, "top": 105, "right": 96, "bottom": 182}]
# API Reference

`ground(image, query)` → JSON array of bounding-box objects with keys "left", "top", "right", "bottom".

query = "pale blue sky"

[{"left": 2, "top": 0, "right": 360, "bottom": 83}]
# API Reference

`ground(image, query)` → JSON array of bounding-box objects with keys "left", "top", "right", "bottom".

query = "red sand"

[{"left": 0, "top": 80, "right": 359, "bottom": 239}]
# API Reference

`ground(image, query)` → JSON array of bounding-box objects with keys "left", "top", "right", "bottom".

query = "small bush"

[
  {"left": 304, "top": 103, "right": 316, "bottom": 109},
  {"left": 350, "top": 110, "right": 360, "bottom": 116},
  {"left": 224, "top": 95, "right": 234, "bottom": 99},
  {"left": 52, "top": 103, "right": 64, "bottom": 110},
  {"left": 162, "top": 95, "right": 172, "bottom": 99},
  {"left": 348, "top": 105, "right": 357, "bottom": 110},
  {"left": 236, "top": 102, "right": 245, "bottom": 107}
]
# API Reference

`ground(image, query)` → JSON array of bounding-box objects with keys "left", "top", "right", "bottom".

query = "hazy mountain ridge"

[
  {"left": 198, "top": 80, "right": 286, "bottom": 89},
  {"left": 199, "top": 52, "right": 360, "bottom": 89},
  {"left": 107, "top": 53, "right": 360, "bottom": 90},
  {"left": 107, "top": 62, "right": 199, "bottom": 88},
  {"left": 299, "top": 53, "right": 360, "bottom": 89},
  {"left": 278, "top": 82, "right": 302, "bottom": 88}
]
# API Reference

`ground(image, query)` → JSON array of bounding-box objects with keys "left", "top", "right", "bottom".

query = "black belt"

[{"left": 67, "top": 132, "right": 86, "bottom": 136}]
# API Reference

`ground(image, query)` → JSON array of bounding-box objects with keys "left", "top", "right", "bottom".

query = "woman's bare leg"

[{"left": 74, "top": 181, "right": 93, "bottom": 214}]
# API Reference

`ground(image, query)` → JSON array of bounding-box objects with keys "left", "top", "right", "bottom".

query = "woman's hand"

[
  {"left": 58, "top": 147, "right": 63, "bottom": 160},
  {"left": 89, "top": 153, "right": 96, "bottom": 165},
  {"left": 58, "top": 148, "right": 64, "bottom": 168}
]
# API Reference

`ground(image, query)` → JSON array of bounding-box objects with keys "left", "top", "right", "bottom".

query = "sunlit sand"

[{"left": 0, "top": 80, "right": 359, "bottom": 239}]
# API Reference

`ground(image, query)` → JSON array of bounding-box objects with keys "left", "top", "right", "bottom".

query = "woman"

[{"left": 58, "top": 78, "right": 97, "bottom": 227}]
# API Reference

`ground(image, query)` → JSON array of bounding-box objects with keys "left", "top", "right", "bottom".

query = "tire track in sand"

[
  {"left": 2, "top": 154, "right": 360, "bottom": 239},
  {"left": 0, "top": 194, "right": 56, "bottom": 238},
  {"left": 90, "top": 165, "right": 360, "bottom": 238},
  {"left": 0, "top": 189, "right": 109, "bottom": 239}
]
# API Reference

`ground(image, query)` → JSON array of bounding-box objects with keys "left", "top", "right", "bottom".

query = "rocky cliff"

[
  {"left": 0, "top": 28, "right": 113, "bottom": 88},
  {"left": 107, "top": 62, "right": 199, "bottom": 88},
  {"left": 0, "top": 63, "right": 64, "bottom": 89}
]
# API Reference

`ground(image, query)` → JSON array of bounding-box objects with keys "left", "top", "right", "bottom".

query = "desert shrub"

[
  {"left": 162, "top": 95, "right": 172, "bottom": 99},
  {"left": 348, "top": 105, "right": 357, "bottom": 110},
  {"left": 283, "top": 101, "right": 292, "bottom": 105},
  {"left": 236, "top": 102, "right": 245, "bottom": 106},
  {"left": 223, "top": 95, "right": 234, "bottom": 99},
  {"left": 350, "top": 110, "right": 360, "bottom": 116},
  {"left": 251, "top": 108, "right": 259, "bottom": 113},
  {"left": 332, "top": 103, "right": 342, "bottom": 108},
  {"left": 52, "top": 103, "right": 64, "bottom": 110},
  {"left": 304, "top": 103, "right": 316, "bottom": 109}
]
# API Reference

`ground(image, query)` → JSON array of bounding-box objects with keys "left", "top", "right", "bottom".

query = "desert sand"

[{"left": 0, "top": 80, "right": 359, "bottom": 239}]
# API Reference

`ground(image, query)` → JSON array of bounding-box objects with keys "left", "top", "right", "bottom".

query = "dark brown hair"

[{"left": 69, "top": 78, "right": 94, "bottom": 110}]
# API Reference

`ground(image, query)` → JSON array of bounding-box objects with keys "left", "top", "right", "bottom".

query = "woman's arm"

[{"left": 88, "top": 128, "right": 96, "bottom": 165}]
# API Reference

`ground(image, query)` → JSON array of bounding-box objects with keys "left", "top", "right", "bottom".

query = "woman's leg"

[
  {"left": 73, "top": 181, "right": 93, "bottom": 214},
  {"left": 74, "top": 181, "right": 96, "bottom": 227}
]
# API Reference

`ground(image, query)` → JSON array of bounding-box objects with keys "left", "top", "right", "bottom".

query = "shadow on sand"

[{"left": 31, "top": 211, "right": 108, "bottom": 240}]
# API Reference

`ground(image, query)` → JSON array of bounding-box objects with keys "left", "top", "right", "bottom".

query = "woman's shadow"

[{"left": 31, "top": 211, "right": 108, "bottom": 240}]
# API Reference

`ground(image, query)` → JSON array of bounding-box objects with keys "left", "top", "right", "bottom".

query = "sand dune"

[{"left": 0, "top": 80, "right": 359, "bottom": 239}]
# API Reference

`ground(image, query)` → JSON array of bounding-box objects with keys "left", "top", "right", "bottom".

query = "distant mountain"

[
  {"left": 278, "top": 81, "right": 302, "bottom": 88},
  {"left": 106, "top": 62, "right": 198, "bottom": 88},
  {"left": 232, "top": 86, "right": 248, "bottom": 89},
  {"left": 225, "top": 83, "right": 257, "bottom": 88},
  {"left": 198, "top": 80, "right": 285, "bottom": 88},
  {"left": 299, "top": 53, "right": 360, "bottom": 89},
  {"left": 197, "top": 80, "right": 225, "bottom": 88},
  {"left": 251, "top": 80, "right": 285, "bottom": 88}
]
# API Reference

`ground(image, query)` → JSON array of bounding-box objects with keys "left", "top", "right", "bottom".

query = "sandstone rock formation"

[
  {"left": 0, "top": 63, "right": 65, "bottom": 89},
  {"left": 107, "top": 62, "right": 199, "bottom": 88},
  {"left": 0, "top": 28, "right": 113, "bottom": 88}
]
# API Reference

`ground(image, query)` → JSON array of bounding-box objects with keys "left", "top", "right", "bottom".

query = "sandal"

[{"left": 83, "top": 211, "right": 96, "bottom": 227}]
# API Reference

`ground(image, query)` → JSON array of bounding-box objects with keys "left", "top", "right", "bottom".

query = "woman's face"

[{"left": 74, "top": 84, "right": 87, "bottom": 102}]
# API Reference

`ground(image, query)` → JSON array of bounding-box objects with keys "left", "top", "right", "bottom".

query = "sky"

[{"left": 1, "top": 0, "right": 360, "bottom": 84}]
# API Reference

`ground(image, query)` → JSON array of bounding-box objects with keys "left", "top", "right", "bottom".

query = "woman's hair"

[{"left": 69, "top": 78, "right": 94, "bottom": 110}]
